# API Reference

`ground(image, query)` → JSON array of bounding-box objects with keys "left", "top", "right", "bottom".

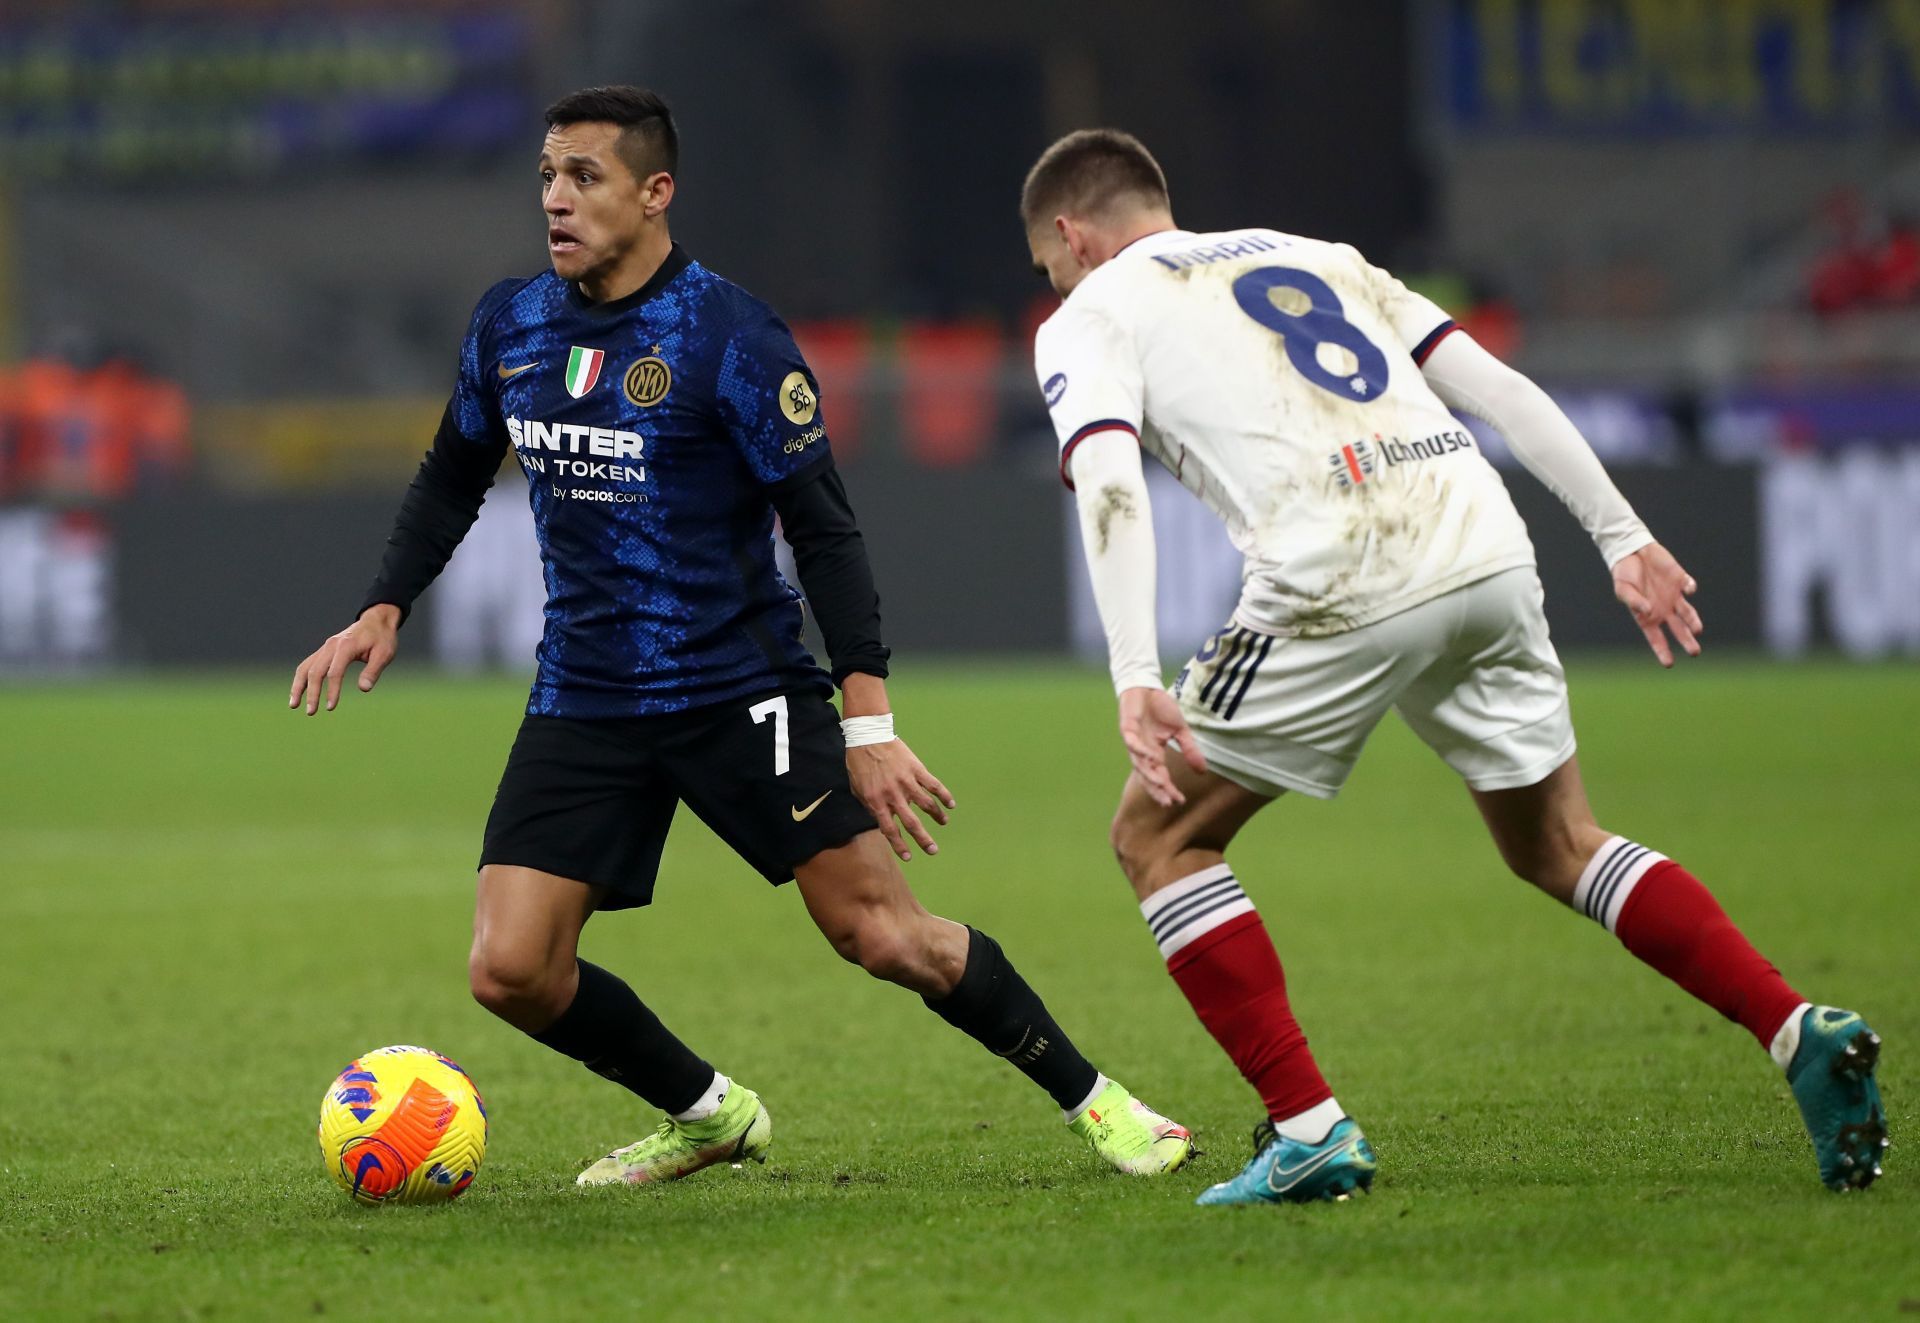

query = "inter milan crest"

[
  {"left": 623, "top": 354, "right": 672, "bottom": 407},
  {"left": 779, "top": 370, "right": 818, "bottom": 426},
  {"left": 565, "top": 346, "right": 605, "bottom": 398}
]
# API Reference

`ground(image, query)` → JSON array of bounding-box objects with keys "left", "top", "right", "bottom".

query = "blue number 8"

[{"left": 1231, "top": 266, "right": 1389, "bottom": 401}]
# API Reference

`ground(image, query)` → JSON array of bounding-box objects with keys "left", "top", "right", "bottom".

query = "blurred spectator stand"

[
  {"left": 0, "top": 352, "right": 189, "bottom": 503},
  {"left": 1808, "top": 190, "right": 1920, "bottom": 316}
]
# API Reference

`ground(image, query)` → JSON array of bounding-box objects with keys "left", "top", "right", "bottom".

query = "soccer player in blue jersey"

[{"left": 289, "top": 87, "right": 1190, "bottom": 1186}]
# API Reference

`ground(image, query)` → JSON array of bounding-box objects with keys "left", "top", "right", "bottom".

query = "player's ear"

[
  {"left": 641, "top": 171, "right": 675, "bottom": 218},
  {"left": 1056, "top": 216, "right": 1090, "bottom": 267}
]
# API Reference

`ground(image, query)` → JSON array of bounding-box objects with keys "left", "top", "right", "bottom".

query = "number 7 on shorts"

[{"left": 749, "top": 695, "right": 790, "bottom": 776}]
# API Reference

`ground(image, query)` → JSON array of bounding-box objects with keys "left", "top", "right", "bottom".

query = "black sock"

[
  {"left": 531, "top": 960, "right": 715, "bottom": 1115},
  {"left": 923, "top": 928, "right": 1100, "bottom": 1112}
]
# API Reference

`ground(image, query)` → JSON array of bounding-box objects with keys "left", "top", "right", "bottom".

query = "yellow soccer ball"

[{"left": 317, "top": 1045, "right": 488, "bottom": 1205}]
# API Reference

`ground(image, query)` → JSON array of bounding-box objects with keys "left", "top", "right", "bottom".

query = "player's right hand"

[
  {"left": 1611, "top": 542, "right": 1703, "bottom": 668},
  {"left": 290, "top": 605, "right": 401, "bottom": 715},
  {"left": 1118, "top": 686, "right": 1207, "bottom": 808}
]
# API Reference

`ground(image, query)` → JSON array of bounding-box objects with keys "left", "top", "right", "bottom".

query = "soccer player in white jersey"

[{"left": 1021, "top": 129, "right": 1887, "bottom": 1204}]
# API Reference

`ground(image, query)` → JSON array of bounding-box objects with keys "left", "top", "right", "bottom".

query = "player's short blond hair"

[{"left": 1020, "top": 129, "right": 1170, "bottom": 229}]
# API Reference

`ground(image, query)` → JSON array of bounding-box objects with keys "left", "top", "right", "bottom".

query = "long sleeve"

[
  {"left": 1420, "top": 332, "right": 1653, "bottom": 568},
  {"left": 359, "top": 402, "right": 507, "bottom": 623},
  {"left": 768, "top": 455, "right": 890, "bottom": 683},
  {"left": 1068, "top": 430, "right": 1163, "bottom": 693}
]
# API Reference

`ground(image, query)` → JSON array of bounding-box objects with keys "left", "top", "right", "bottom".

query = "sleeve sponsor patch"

[{"left": 779, "top": 370, "right": 819, "bottom": 426}]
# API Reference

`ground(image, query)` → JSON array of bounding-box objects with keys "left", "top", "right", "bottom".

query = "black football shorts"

[{"left": 479, "top": 685, "right": 878, "bottom": 908}]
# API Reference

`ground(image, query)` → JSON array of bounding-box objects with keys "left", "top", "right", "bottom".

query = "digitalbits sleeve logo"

[
  {"left": 779, "top": 371, "right": 818, "bottom": 426},
  {"left": 1044, "top": 373, "right": 1068, "bottom": 407}
]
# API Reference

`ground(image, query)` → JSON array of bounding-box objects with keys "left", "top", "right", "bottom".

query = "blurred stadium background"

[
  {"left": 3, "top": 0, "right": 1918, "bottom": 678},
  {"left": 5, "top": 5, "right": 1918, "bottom": 1317}
]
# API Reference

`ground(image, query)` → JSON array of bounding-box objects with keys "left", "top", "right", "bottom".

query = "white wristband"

[{"left": 840, "top": 714, "right": 895, "bottom": 748}]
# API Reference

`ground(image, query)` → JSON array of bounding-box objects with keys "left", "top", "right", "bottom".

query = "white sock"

[
  {"left": 671, "top": 1071, "right": 729, "bottom": 1123},
  {"left": 1570, "top": 836, "right": 1668, "bottom": 934},
  {"left": 1769, "top": 1002, "right": 1814, "bottom": 1072},
  {"left": 1062, "top": 1072, "right": 1112, "bottom": 1123},
  {"left": 1139, "top": 864, "right": 1255, "bottom": 960},
  {"left": 1273, "top": 1096, "right": 1345, "bottom": 1144}
]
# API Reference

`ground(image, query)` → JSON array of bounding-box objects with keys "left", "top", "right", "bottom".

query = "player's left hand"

[
  {"left": 1612, "top": 541, "right": 1703, "bottom": 668},
  {"left": 847, "top": 740, "right": 954, "bottom": 861}
]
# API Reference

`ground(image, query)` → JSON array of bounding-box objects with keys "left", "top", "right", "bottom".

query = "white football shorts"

[{"left": 1171, "top": 567, "right": 1575, "bottom": 799}]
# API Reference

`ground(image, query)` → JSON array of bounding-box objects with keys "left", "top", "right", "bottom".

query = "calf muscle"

[{"left": 794, "top": 831, "right": 969, "bottom": 996}]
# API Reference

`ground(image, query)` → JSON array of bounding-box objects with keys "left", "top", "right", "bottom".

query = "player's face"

[
  {"left": 1028, "top": 220, "right": 1090, "bottom": 299},
  {"left": 539, "top": 122, "right": 661, "bottom": 285}
]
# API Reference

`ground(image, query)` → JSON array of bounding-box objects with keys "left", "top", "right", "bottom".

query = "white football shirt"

[{"left": 1035, "top": 227, "right": 1537, "bottom": 637}]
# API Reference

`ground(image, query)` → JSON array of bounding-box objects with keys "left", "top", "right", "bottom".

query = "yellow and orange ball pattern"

[{"left": 317, "top": 1045, "right": 487, "bottom": 1205}]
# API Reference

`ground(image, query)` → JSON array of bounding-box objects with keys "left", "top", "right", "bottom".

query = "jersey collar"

[
  {"left": 566, "top": 242, "right": 693, "bottom": 317},
  {"left": 1113, "top": 228, "right": 1193, "bottom": 259}
]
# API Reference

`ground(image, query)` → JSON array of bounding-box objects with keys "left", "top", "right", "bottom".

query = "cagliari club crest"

[
  {"left": 564, "top": 346, "right": 605, "bottom": 398},
  {"left": 1329, "top": 438, "right": 1376, "bottom": 489}
]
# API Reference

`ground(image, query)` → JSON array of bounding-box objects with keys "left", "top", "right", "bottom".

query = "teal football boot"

[
  {"left": 1787, "top": 1006, "right": 1888, "bottom": 1191},
  {"left": 1195, "top": 1116, "right": 1375, "bottom": 1206}
]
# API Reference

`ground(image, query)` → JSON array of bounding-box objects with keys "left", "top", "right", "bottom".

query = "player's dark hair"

[
  {"left": 544, "top": 85, "right": 679, "bottom": 180},
  {"left": 1020, "top": 128, "right": 1169, "bottom": 228}
]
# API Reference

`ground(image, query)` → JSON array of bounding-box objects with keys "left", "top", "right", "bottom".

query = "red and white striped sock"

[
  {"left": 1142, "top": 865, "right": 1337, "bottom": 1136},
  {"left": 1573, "top": 836, "right": 1807, "bottom": 1051}
]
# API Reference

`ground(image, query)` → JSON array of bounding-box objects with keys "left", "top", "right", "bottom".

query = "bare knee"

[
  {"left": 1112, "top": 801, "right": 1217, "bottom": 900},
  {"left": 819, "top": 906, "right": 956, "bottom": 995},
  {"left": 825, "top": 911, "right": 917, "bottom": 981},
  {"left": 469, "top": 865, "right": 597, "bottom": 1029},
  {"left": 816, "top": 915, "right": 864, "bottom": 969},
  {"left": 468, "top": 941, "right": 572, "bottom": 1027},
  {"left": 1110, "top": 803, "right": 1169, "bottom": 890},
  {"left": 795, "top": 837, "right": 970, "bottom": 996}
]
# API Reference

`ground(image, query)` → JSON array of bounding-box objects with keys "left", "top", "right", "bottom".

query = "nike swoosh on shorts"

[{"left": 791, "top": 792, "right": 832, "bottom": 821}]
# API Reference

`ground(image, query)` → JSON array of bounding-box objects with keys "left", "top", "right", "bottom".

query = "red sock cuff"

[{"left": 1166, "top": 910, "right": 1265, "bottom": 975}]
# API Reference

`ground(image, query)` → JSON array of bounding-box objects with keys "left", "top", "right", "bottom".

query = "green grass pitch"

[{"left": 1, "top": 659, "right": 1915, "bottom": 1320}]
